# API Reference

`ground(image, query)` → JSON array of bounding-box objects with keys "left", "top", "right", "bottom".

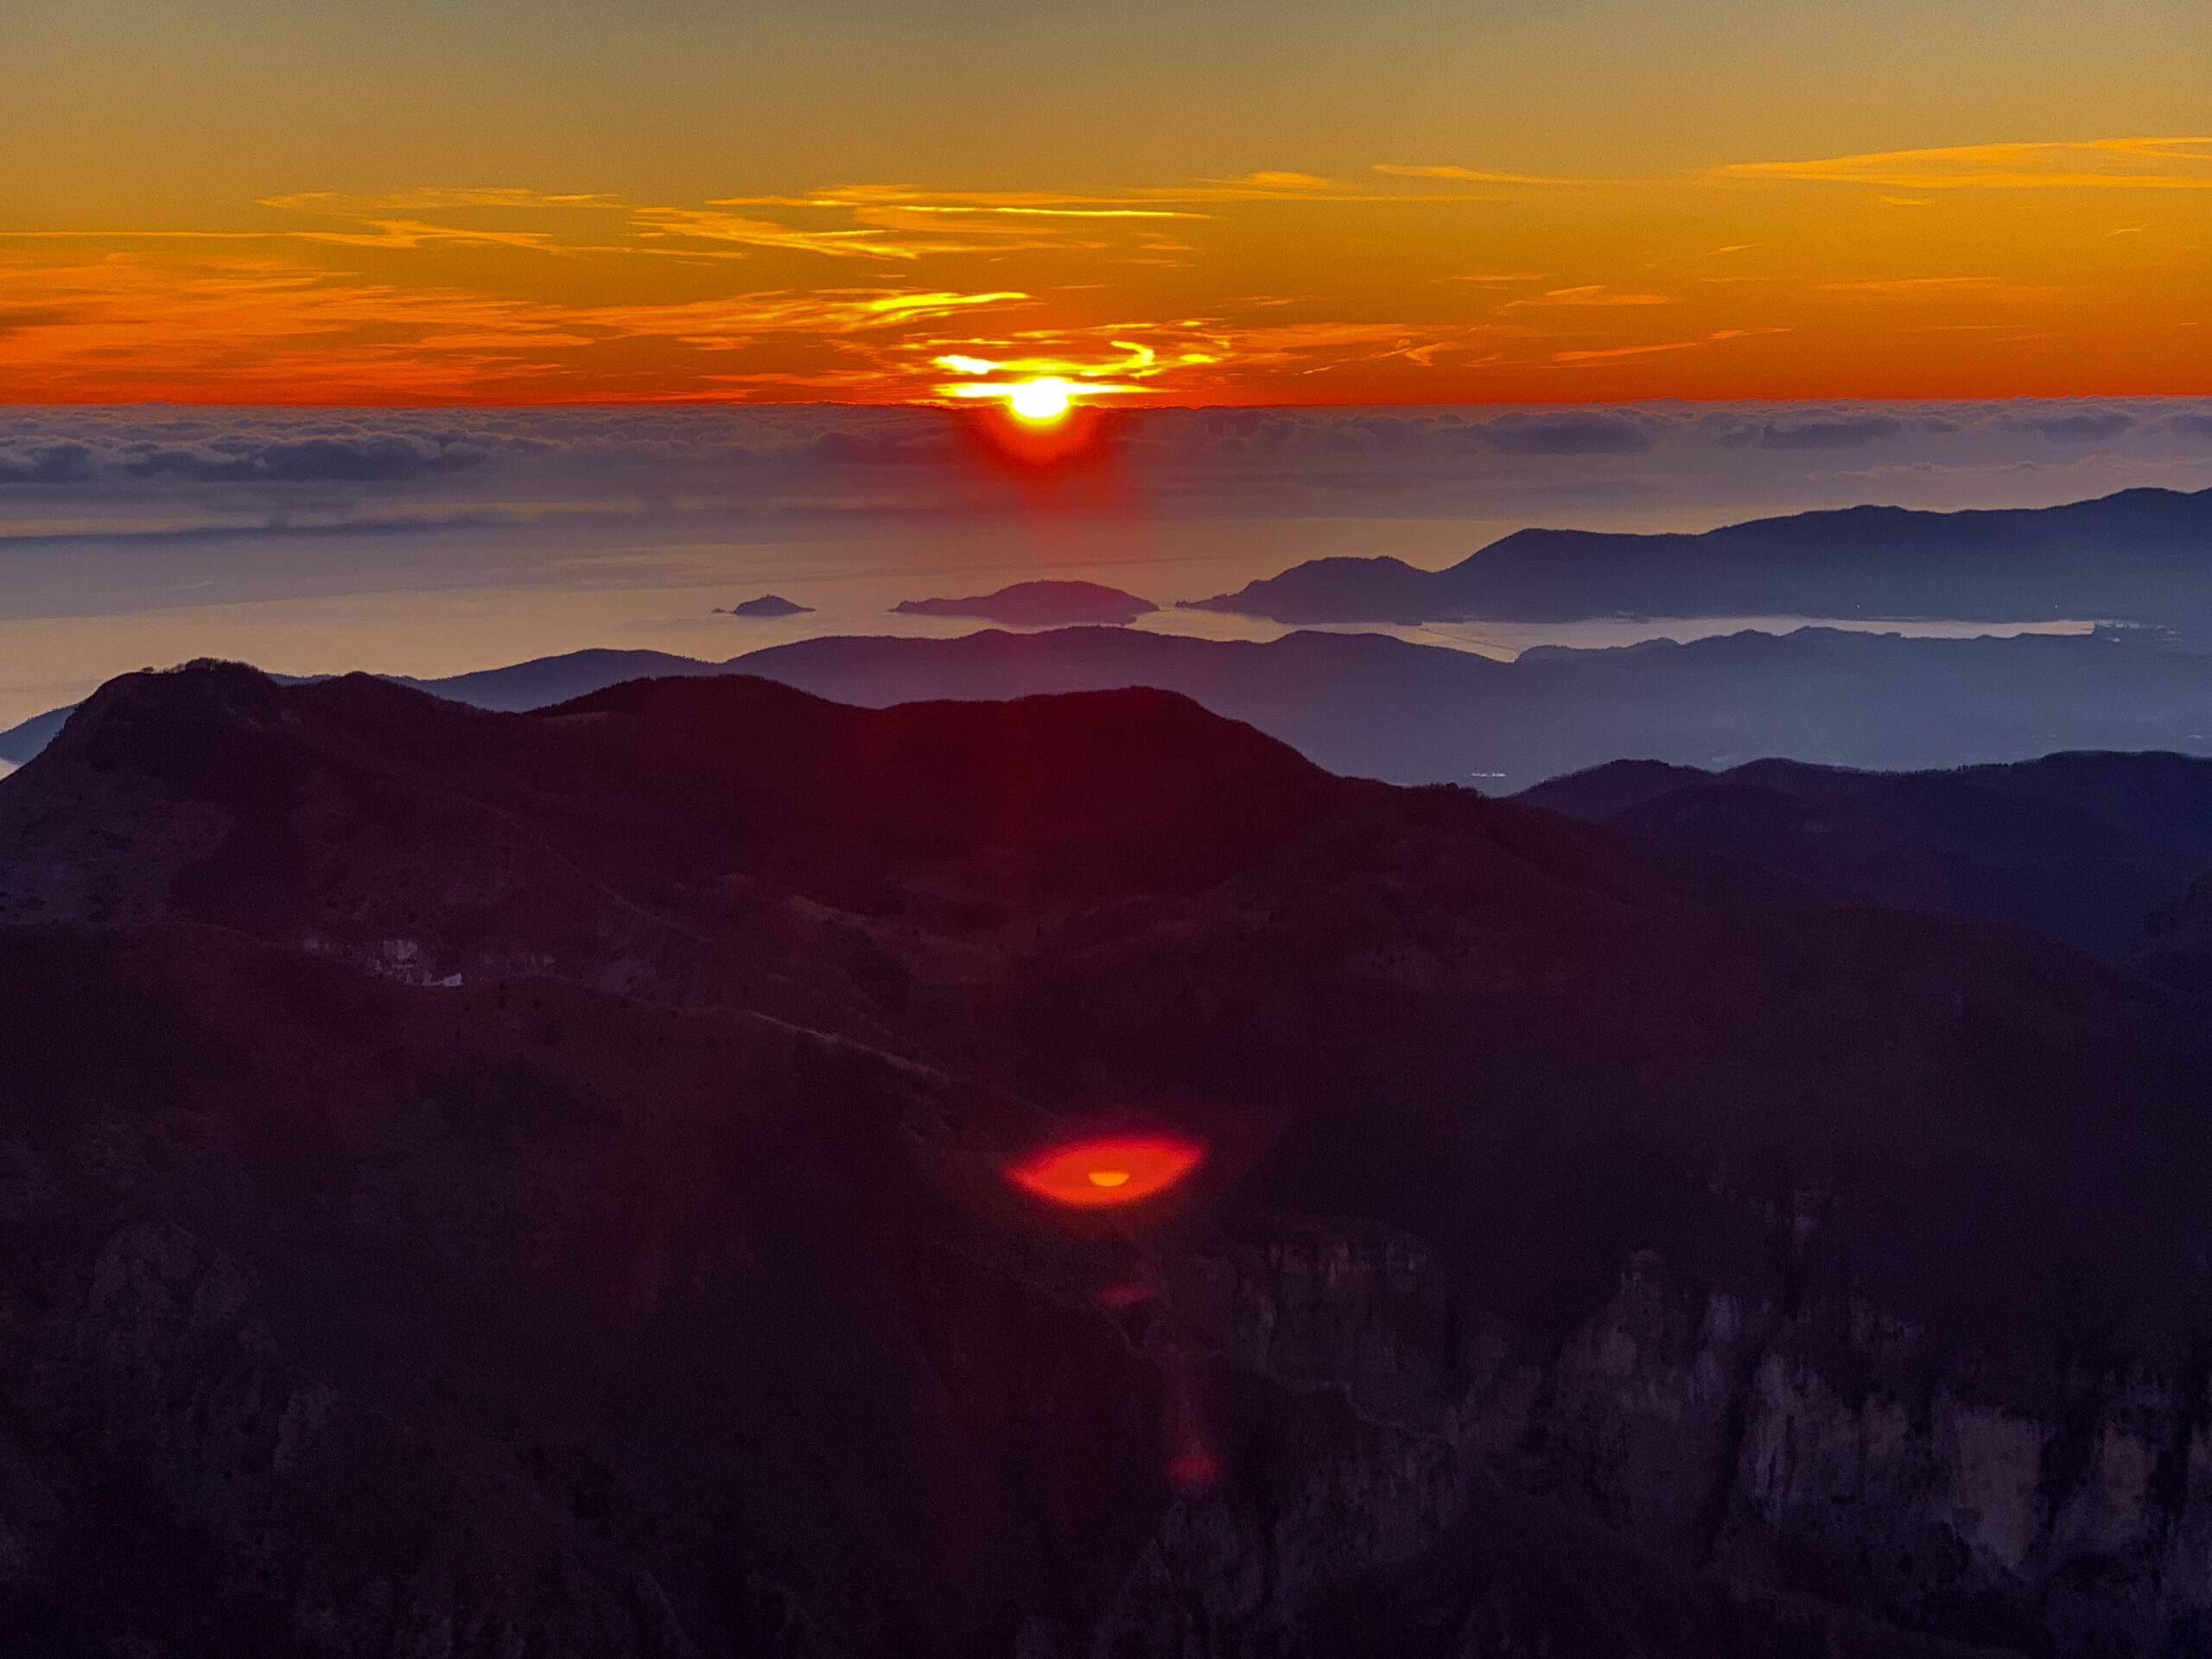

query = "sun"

[{"left": 1007, "top": 378, "right": 1075, "bottom": 423}]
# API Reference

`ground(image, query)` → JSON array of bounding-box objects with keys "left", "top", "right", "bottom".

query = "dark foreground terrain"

[
  {"left": 1514, "top": 752, "right": 2212, "bottom": 959},
  {"left": 3, "top": 662, "right": 2212, "bottom": 1656}
]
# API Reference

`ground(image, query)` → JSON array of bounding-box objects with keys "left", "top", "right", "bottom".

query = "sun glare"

[
  {"left": 1008, "top": 378, "right": 1075, "bottom": 423},
  {"left": 1006, "top": 1135, "right": 1205, "bottom": 1207}
]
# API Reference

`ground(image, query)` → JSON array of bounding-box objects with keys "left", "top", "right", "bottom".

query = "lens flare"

[
  {"left": 1005, "top": 1135, "right": 1205, "bottom": 1207},
  {"left": 1008, "top": 378, "right": 1075, "bottom": 423}
]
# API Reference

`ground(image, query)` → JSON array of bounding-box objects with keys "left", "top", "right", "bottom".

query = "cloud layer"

[
  {"left": 3, "top": 137, "right": 2207, "bottom": 404},
  {"left": 5, "top": 397, "right": 2208, "bottom": 538}
]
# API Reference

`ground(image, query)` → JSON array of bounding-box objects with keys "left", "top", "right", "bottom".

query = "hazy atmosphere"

[
  {"left": 9, "top": 0, "right": 2212, "bottom": 1654},
  {"left": 3, "top": 394, "right": 2208, "bottom": 728}
]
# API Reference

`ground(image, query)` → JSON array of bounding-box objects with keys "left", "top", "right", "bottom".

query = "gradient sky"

[{"left": 4, "top": 0, "right": 2208, "bottom": 404}]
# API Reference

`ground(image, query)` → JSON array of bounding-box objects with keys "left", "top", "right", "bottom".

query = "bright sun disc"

[{"left": 1007, "top": 378, "right": 1074, "bottom": 423}]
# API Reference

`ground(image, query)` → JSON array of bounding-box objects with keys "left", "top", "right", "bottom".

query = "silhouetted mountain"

[
  {"left": 2132, "top": 871, "right": 2212, "bottom": 994},
  {"left": 0, "top": 702, "right": 69, "bottom": 765},
  {"left": 4, "top": 659, "right": 2212, "bottom": 1655},
  {"left": 1515, "top": 751, "right": 2212, "bottom": 957},
  {"left": 394, "top": 646, "right": 741, "bottom": 710},
  {"left": 1184, "top": 486, "right": 2212, "bottom": 626},
  {"left": 8, "top": 625, "right": 2209, "bottom": 790},
  {"left": 731, "top": 624, "right": 2212, "bottom": 790},
  {"left": 717, "top": 594, "right": 814, "bottom": 617},
  {"left": 893, "top": 579, "right": 1158, "bottom": 625}
]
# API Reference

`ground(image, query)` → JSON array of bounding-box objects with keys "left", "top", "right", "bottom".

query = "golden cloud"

[
  {"left": 1501, "top": 286, "right": 1676, "bottom": 309},
  {"left": 1371, "top": 164, "right": 1585, "bottom": 184},
  {"left": 1716, "top": 137, "right": 2212, "bottom": 190},
  {"left": 1553, "top": 340, "right": 1702, "bottom": 362}
]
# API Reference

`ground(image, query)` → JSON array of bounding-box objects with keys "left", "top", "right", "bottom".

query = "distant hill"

[
  {"left": 716, "top": 594, "right": 814, "bottom": 617},
  {"left": 892, "top": 579, "right": 1158, "bottom": 625},
  {"left": 1515, "top": 751, "right": 2212, "bottom": 957},
  {"left": 6, "top": 624, "right": 2209, "bottom": 791},
  {"left": 0, "top": 702, "right": 72, "bottom": 765},
  {"left": 728, "top": 624, "right": 2212, "bottom": 791},
  {"left": 387, "top": 646, "right": 737, "bottom": 710},
  {"left": 1183, "top": 486, "right": 2212, "bottom": 626}
]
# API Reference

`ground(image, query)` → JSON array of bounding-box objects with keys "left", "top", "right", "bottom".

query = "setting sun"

[{"left": 1008, "top": 378, "right": 1075, "bottom": 423}]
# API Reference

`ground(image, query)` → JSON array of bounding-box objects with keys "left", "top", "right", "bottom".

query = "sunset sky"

[{"left": 5, "top": 0, "right": 2208, "bottom": 405}]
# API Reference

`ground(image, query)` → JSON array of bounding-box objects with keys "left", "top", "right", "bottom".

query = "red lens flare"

[{"left": 1004, "top": 1135, "right": 1205, "bottom": 1207}]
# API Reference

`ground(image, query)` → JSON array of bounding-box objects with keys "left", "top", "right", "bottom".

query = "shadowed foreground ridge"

[
  {"left": 1513, "top": 751, "right": 2212, "bottom": 958},
  {"left": 3, "top": 661, "right": 2212, "bottom": 1656}
]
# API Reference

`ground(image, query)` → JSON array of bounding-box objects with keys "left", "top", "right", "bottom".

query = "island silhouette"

[{"left": 892, "top": 578, "right": 1157, "bottom": 625}]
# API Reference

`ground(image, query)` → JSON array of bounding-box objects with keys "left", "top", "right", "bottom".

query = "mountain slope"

[
  {"left": 8, "top": 622, "right": 2210, "bottom": 791},
  {"left": 5, "top": 662, "right": 2212, "bottom": 1653},
  {"left": 1515, "top": 751, "right": 2212, "bottom": 957},
  {"left": 2132, "top": 871, "right": 2212, "bottom": 994},
  {"left": 730, "top": 624, "right": 2212, "bottom": 789}
]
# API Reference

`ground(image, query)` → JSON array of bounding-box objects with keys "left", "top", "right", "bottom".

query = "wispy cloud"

[
  {"left": 629, "top": 207, "right": 977, "bottom": 261},
  {"left": 3, "top": 137, "right": 2205, "bottom": 403},
  {"left": 1716, "top": 137, "right": 2212, "bottom": 190},
  {"left": 1819, "top": 276, "right": 2064, "bottom": 300},
  {"left": 1554, "top": 340, "right": 1702, "bottom": 362},
  {"left": 1502, "top": 285, "right": 1675, "bottom": 310},
  {"left": 1370, "top": 164, "right": 1586, "bottom": 185},
  {"left": 0, "top": 251, "right": 1033, "bottom": 399},
  {"left": 262, "top": 189, "right": 626, "bottom": 213}
]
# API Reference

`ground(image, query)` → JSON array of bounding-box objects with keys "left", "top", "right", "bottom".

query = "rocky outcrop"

[
  {"left": 0, "top": 1221, "right": 709, "bottom": 1657},
  {"left": 7, "top": 664, "right": 2212, "bottom": 1655},
  {"left": 1119, "top": 1212, "right": 2212, "bottom": 1656}
]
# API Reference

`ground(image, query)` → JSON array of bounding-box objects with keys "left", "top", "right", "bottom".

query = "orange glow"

[
  {"left": 3, "top": 143, "right": 2207, "bottom": 403},
  {"left": 1005, "top": 1135, "right": 1205, "bottom": 1207}
]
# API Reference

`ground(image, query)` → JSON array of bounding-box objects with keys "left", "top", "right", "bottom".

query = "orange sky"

[{"left": 5, "top": 0, "right": 2207, "bottom": 404}]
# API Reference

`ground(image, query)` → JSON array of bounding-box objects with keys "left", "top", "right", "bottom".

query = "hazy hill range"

[
  {"left": 1184, "top": 486, "right": 2212, "bottom": 626},
  {"left": 3, "top": 661, "right": 2212, "bottom": 1654},
  {"left": 729, "top": 625, "right": 2212, "bottom": 789},
  {"left": 9, "top": 625, "right": 2208, "bottom": 792},
  {"left": 1513, "top": 752, "right": 2212, "bottom": 958}
]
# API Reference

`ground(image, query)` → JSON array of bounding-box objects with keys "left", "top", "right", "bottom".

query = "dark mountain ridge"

[
  {"left": 2135, "top": 871, "right": 2212, "bottom": 993},
  {"left": 4, "top": 661, "right": 2212, "bottom": 1652},
  {"left": 1515, "top": 750, "right": 2212, "bottom": 957},
  {"left": 1184, "top": 485, "right": 2212, "bottom": 626}
]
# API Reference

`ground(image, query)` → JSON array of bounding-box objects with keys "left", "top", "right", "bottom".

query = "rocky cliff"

[{"left": 3, "top": 661, "right": 2209, "bottom": 1656}]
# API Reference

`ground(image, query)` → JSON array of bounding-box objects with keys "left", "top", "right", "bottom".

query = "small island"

[
  {"left": 890, "top": 580, "right": 1158, "bottom": 626},
  {"left": 715, "top": 594, "right": 815, "bottom": 618}
]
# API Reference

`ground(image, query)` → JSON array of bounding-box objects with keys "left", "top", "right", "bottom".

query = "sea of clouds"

[{"left": 4, "top": 397, "right": 2210, "bottom": 538}]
